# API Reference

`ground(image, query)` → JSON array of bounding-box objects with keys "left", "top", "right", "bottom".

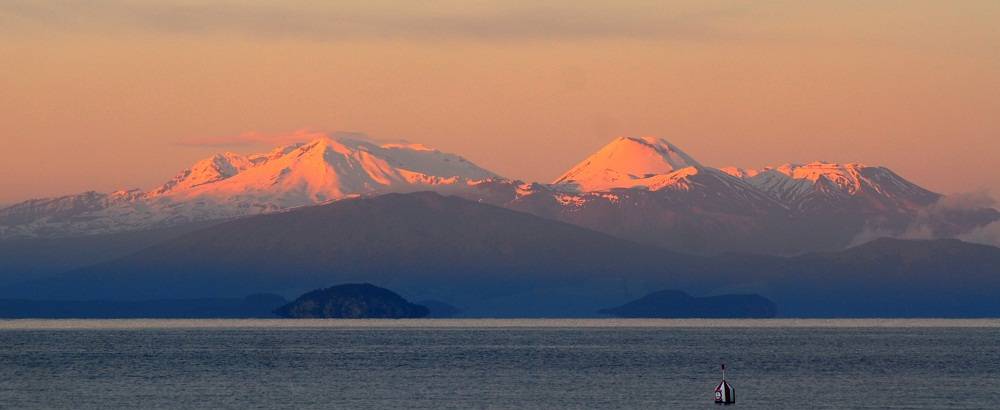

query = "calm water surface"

[{"left": 0, "top": 319, "right": 998, "bottom": 409}]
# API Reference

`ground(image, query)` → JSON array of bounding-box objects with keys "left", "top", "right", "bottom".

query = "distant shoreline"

[{"left": 3, "top": 318, "right": 1000, "bottom": 330}]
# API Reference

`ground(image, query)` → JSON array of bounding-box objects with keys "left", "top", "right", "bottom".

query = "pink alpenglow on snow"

[
  {"left": 553, "top": 137, "right": 701, "bottom": 192},
  {"left": 150, "top": 135, "right": 497, "bottom": 206},
  {"left": 0, "top": 134, "right": 499, "bottom": 238}
]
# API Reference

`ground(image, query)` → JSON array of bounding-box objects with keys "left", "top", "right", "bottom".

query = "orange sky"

[{"left": 1, "top": 1, "right": 998, "bottom": 203}]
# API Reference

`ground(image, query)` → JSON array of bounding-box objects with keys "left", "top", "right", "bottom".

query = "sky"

[{"left": 1, "top": 0, "right": 998, "bottom": 203}]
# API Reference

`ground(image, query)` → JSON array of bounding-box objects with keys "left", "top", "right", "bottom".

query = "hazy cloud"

[
  {"left": 957, "top": 221, "right": 1000, "bottom": 248},
  {"left": 926, "top": 191, "right": 996, "bottom": 210},
  {"left": 0, "top": 0, "right": 743, "bottom": 42},
  {"left": 950, "top": 192, "right": 1000, "bottom": 247},
  {"left": 849, "top": 191, "right": 1000, "bottom": 247},
  {"left": 176, "top": 129, "right": 373, "bottom": 148},
  {"left": 848, "top": 224, "right": 934, "bottom": 248}
]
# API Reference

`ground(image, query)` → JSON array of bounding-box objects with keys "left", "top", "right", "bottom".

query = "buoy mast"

[{"left": 714, "top": 363, "right": 736, "bottom": 404}]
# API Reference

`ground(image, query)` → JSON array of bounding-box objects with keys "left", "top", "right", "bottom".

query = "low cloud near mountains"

[{"left": 850, "top": 191, "right": 1000, "bottom": 247}]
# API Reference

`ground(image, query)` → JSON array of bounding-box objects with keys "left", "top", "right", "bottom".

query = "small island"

[
  {"left": 274, "top": 283, "right": 430, "bottom": 319},
  {"left": 599, "top": 290, "right": 777, "bottom": 318}
]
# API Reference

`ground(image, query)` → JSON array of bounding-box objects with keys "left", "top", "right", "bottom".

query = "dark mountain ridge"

[
  {"left": 4, "top": 192, "right": 701, "bottom": 316},
  {"left": 3, "top": 192, "right": 998, "bottom": 317},
  {"left": 599, "top": 290, "right": 777, "bottom": 318}
]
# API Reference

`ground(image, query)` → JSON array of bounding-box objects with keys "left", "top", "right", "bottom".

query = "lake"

[{"left": 1, "top": 319, "right": 998, "bottom": 409}]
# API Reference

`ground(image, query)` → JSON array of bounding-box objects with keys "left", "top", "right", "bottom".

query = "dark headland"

[{"left": 274, "top": 283, "right": 430, "bottom": 319}]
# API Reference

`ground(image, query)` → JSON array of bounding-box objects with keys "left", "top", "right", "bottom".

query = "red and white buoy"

[{"left": 714, "top": 363, "right": 735, "bottom": 405}]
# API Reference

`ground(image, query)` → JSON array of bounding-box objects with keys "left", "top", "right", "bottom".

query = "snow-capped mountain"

[
  {"left": 721, "top": 162, "right": 941, "bottom": 213},
  {"left": 553, "top": 136, "right": 701, "bottom": 192},
  {"left": 450, "top": 137, "right": 787, "bottom": 253},
  {"left": 1, "top": 134, "right": 995, "bottom": 255},
  {"left": 0, "top": 190, "right": 140, "bottom": 230},
  {"left": 0, "top": 135, "right": 497, "bottom": 238},
  {"left": 455, "top": 138, "right": 996, "bottom": 254},
  {"left": 147, "top": 152, "right": 259, "bottom": 197},
  {"left": 546, "top": 136, "right": 784, "bottom": 214},
  {"left": 148, "top": 137, "right": 495, "bottom": 206},
  {"left": 549, "top": 136, "right": 941, "bottom": 216}
]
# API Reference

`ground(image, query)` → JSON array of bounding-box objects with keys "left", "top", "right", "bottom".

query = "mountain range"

[
  {"left": 4, "top": 192, "right": 998, "bottom": 317},
  {"left": 2, "top": 192, "right": 694, "bottom": 316},
  {"left": 0, "top": 137, "right": 494, "bottom": 238},
  {"left": 2, "top": 134, "right": 996, "bottom": 255}
]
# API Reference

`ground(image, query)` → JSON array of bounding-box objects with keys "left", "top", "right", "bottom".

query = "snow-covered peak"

[
  {"left": 151, "top": 134, "right": 499, "bottom": 206},
  {"left": 772, "top": 162, "right": 870, "bottom": 191},
  {"left": 719, "top": 167, "right": 760, "bottom": 179},
  {"left": 731, "top": 161, "right": 940, "bottom": 209},
  {"left": 553, "top": 137, "right": 701, "bottom": 192},
  {"left": 641, "top": 166, "right": 705, "bottom": 191},
  {"left": 149, "top": 152, "right": 255, "bottom": 196},
  {"left": 110, "top": 188, "right": 144, "bottom": 202},
  {"left": 761, "top": 162, "right": 869, "bottom": 195},
  {"left": 0, "top": 134, "right": 504, "bottom": 238},
  {"left": 247, "top": 142, "right": 307, "bottom": 165},
  {"left": 380, "top": 142, "right": 434, "bottom": 151}
]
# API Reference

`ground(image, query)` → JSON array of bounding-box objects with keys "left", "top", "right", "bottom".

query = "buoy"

[{"left": 714, "top": 363, "right": 735, "bottom": 405}]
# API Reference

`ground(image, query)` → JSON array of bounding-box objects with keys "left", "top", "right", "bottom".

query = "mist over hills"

[{"left": 0, "top": 221, "right": 222, "bottom": 287}]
